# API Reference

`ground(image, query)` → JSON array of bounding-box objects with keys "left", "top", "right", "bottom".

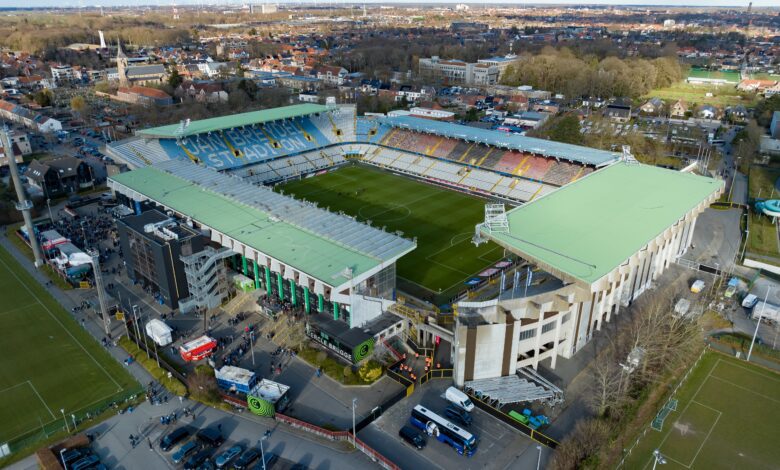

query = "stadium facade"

[{"left": 107, "top": 104, "right": 722, "bottom": 375}]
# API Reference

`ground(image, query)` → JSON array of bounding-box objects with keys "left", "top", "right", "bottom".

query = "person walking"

[{"left": 148, "top": 437, "right": 153, "bottom": 451}]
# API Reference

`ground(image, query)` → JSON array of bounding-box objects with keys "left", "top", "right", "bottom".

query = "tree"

[
  {"left": 544, "top": 114, "right": 583, "bottom": 145},
  {"left": 168, "top": 68, "right": 183, "bottom": 89},
  {"left": 70, "top": 95, "right": 87, "bottom": 115},
  {"left": 32, "top": 90, "right": 53, "bottom": 107},
  {"left": 464, "top": 107, "right": 479, "bottom": 122}
]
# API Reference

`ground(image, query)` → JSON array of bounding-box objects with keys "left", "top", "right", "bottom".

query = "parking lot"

[{"left": 359, "top": 380, "right": 550, "bottom": 470}]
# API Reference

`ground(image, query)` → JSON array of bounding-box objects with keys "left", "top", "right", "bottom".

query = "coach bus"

[{"left": 410, "top": 405, "right": 477, "bottom": 457}]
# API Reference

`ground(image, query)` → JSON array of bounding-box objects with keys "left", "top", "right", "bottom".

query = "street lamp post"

[
  {"left": 652, "top": 449, "right": 667, "bottom": 470},
  {"left": 748, "top": 287, "right": 771, "bottom": 362},
  {"left": 60, "top": 448, "right": 68, "bottom": 470},
  {"left": 536, "top": 445, "right": 542, "bottom": 470},
  {"left": 259, "top": 434, "right": 269, "bottom": 470},
  {"left": 71, "top": 414, "right": 77, "bottom": 431},
  {"left": 46, "top": 198, "right": 54, "bottom": 223},
  {"left": 352, "top": 397, "right": 358, "bottom": 448},
  {"left": 61, "top": 408, "right": 70, "bottom": 433},
  {"left": 250, "top": 330, "right": 255, "bottom": 367}
]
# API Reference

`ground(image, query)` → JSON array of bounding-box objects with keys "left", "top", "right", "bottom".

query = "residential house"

[
  {"left": 765, "top": 83, "right": 780, "bottom": 97},
  {"left": 604, "top": 101, "right": 632, "bottom": 123},
  {"left": 725, "top": 105, "right": 748, "bottom": 122},
  {"left": 0, "top": 132, "right": 30, "bottom": 167},
  {"left": 639, "top": 97, "right": 665, "bottom": 115},
  {"left": 24, "top": 156, "right": 94, "bottom": 197},
  {"left": 0, "top": 99, "right": 62, "bottom": 133},
  {"left": 315, "top": 65, "right": 348, "bottom": 86},
  {"left": 670, "top": 99, "right": 689, "bottom": 118},
  {"left": 177, "top": 81, "right": 229, "bottom": 103},
  {"left": 697, "top": 105, "right": 719, "bottom": 120},
  {"left": 737, "top": 79, "right": 778, "bottom": 93}
]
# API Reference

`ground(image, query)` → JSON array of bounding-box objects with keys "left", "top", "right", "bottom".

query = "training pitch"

[
  {"left": 0, "top": 245, "right": 137, "bottom": 446},
  {"left": 280, "top": 164, "right": 505, "bottom": 297},
  {"left": 625, "top": 350, "right": 780, "bottom": 470}
]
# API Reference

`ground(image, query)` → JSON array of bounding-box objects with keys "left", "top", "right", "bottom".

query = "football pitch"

[
  {"left": 280, "top": 164, "right": 506, "bottom": 298},
  {"left": 0, "top": 245, "right": 137, "bottom": 446},
  {"left": 625, "top": 351, "right": 780, "bottom": 470}
]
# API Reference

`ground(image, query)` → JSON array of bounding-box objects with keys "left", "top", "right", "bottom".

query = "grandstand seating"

[
  {"left": 371, "top": 128, "right": 591, "bottom": 187},
  {"left": 107, "top": 136, "right": 177, "bottom": 168}
]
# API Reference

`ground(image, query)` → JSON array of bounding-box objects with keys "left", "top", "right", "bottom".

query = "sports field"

[
  {"left": 624, "top": 351, "right": 780, "bottom": 469},
  {"left": 0, "top": 245, "right": 137, "bottom": 446},
  {"left": 280, "top": 164, "right": 505, "bottom": 297}
]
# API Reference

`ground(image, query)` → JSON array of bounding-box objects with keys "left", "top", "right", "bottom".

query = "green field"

[
  {"left": 644, "top": 82, "right": 756, "bottom": 108},
  {"left": 0, "top": 245, "right": 137, "bottom": 446},
  {"left": 624, "top": 351, "right": 780, "bottom": 470},
  {"left": 280, "top": 165, "right": 505, "bottom": 299}
]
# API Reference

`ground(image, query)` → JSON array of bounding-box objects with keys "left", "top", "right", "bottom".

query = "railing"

[{"left": 274, "top": 413, "right": 400, "bottom": 470}]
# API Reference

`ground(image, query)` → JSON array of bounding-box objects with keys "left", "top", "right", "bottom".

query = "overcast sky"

[{"left": 0, "top": 0, "right": 776, "bottom": 9}]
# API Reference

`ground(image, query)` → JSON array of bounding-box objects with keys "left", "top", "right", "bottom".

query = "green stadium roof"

[
  {"left": 136, "top": 104, "right": 329, "bottom": 138},
  {"left": 110, "top": 165, "right": 412, "bottom": 285},
  {"left": 483, "top": 162, "right": 723, "bottom": 285}
]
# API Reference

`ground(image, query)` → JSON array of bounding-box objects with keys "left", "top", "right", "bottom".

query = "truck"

[
  {"left": 215, "top": 366, "right": 257, "bottom": 394},
  {"left": 179, "top": 335, "right": 217, "bottom": 362},
  {"left": 145, "top": 319, "right": 173, "bottom": 346},
  {"left": 445, "top": 386, "right": 474, "bottom": 412}
]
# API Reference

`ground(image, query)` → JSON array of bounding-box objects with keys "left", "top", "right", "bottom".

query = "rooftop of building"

[
  {"left": 109, "top": 160, "right": 415, "bottom": 287},
  {"left": 483, "top": 162, "right": 723, "bottom": 286},
  {"left": 136, "top": 103, "right": 329, "bottom": 139},
  {"left": 380, "top": 115, "right": 620, "bottom": 167},
  {"left": 118, "top": 209, "right": 200, "bottom": 243}
]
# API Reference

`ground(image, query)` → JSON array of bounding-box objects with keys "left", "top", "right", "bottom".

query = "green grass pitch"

[
  {"left": 280, "top": 164, "right": 506, "bottom": 296},
  {"left": 624, "top": 351, "right": 780, "bottom": 470},
  {"left": 0, "top": 245, "right": 137, "bottom": 445}
]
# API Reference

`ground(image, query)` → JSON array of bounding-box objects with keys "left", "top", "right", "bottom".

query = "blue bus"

[{"left": 410, "top": 405, "right": 477, "bottom": 457}]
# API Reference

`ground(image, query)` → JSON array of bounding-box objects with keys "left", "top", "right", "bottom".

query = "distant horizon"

[{"left": 0, "top": 1, "right": 778, "bottom": 10}]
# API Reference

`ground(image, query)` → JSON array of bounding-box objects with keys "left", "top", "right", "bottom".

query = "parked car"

[
  {"left": 233, "top": 448, "right": 260, "bottom": 469},
  {"left": 196, "top": 427, "right": 224, "bottom": 448},
  {"left": 215, "top": 444, "right": 243, "bottom": 468},
  {"left": 445, "top": 405, "right": 473, "bottom": 427},
  {"left": 398, "top": 425, "right": 426, "bottom": 449},
  {"left": 184, "top": 449, "right": 212, "bottom": 470},
  {"left": 254, "top": 452, "right": 278, "bottom": 469},
  {"left": 71, "top": 454, "right": 100, "bottom": 470},
  {"left": 160, "top": 426, "right": 190, "bottom": 451},
  {"left": 172, "top": 440, "right": 201, "bottom": 464}
]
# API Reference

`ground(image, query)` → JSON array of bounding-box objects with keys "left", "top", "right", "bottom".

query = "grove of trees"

[{"left": 502, "top": 47, "right": 685, "bottom": 99}]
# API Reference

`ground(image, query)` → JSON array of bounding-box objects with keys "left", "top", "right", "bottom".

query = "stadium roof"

[
  {"left": 109, "top": 160, "right": 415, "bottom": 286},
  {"left": 381, "top": 115, "right": 620, "bottom": 167},
  {"left": 483, "top": 162, "right": 723, "bottom": 286},
  {"left": 137, "top": 103, "right": 329, "bottom": 138}
]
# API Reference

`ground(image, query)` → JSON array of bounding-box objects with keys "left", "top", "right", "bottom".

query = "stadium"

[{"left": 107, "top": 104, "right": 723, "bottom": 385}]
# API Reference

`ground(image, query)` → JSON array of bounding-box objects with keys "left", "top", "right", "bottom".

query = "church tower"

[{"left": 117, "top": 41, "right": 129, "bottom": 87}]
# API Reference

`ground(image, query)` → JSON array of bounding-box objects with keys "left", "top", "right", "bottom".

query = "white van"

[
  {"left": 445, "top": 386, "right": 474, "bottom": 412},
  {"left": 742, "top": 294, "right": 758, "bottom": 309}
]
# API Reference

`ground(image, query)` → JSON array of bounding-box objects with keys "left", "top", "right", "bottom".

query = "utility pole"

[
  {"left": 1, "top": 125, "right": 43, "bottom": 267},
  {"left": 747, "top": 287, "right": 770, "bottom": 362},
  {"left": 89, "top": 249, "right": 111, "bottom": 336}
]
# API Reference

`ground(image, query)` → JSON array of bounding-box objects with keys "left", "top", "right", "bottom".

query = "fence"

[
  {"left": 3, "top": 385, "right": 144, "bottom": 457},
  {"left": 466, "top": 391, "right": 560, "bottom": 449},
  {"left": 419, "top": 368, "right": 453, "bottom": 385},
  {"left": 615, "top": 347, "right": 707, "bottom": 469},
  {"left": 274, "top": 413, "right": 400, "bottom": 470},
  {"left": 125, "top": 326, "right": 188, "bottom": 386}
]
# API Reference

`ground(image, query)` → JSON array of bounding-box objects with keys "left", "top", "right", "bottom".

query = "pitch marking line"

[
  {"left": 2, "top": 389, "right": 120, "bottom": 444},
  {"left": 686, "top": 404, "right": 722, "bottom": 468},
  {"left": 640, "top": 357, "right": 721, "bottom": 470},
  {"left": 0, "top": 255, "right": 123, "bottom": 391},
  {"left": 717, "top": 360, "right": 780, "bottom": 384},
  {"left": 0, "top": 381, "right": 30, "bottom": 395},
  {"left": 708, "top": 375, "right": 780, "bottom": 404},
  {"left": 28, "top": 380, "right": 56, "bottom": 419},
  {"left": 0, "top": 302, "right": 39, "bottom": 316}
]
